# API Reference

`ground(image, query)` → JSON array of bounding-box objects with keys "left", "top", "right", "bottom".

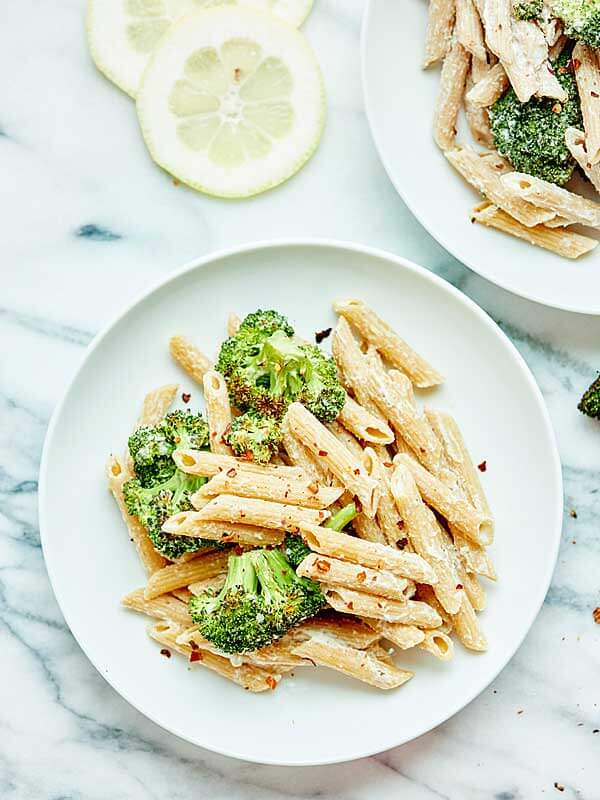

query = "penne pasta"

[
  {"left": 362, "top": 447, "right": 406, "bottom": 548},
  {"left": 323, "top": 586, "right": 442, "bottom": 628},
  {"left": 298, "top": 553, "right": 413, "bottom": 601},
  {"left": 327, "top": 420, "right": 367, "bottom": 461},
  {"left": 296, "top": 615, "right": 381, "bottom": 650},
  {"left": 203, "top": 370, "right": 233, "bottom": 456},
  {"left": 455, "top": 0, "right": 486, "bottom": 61},
  {"left": 144, "top": 550, "right": 230, "bottom": 600},
  {"left": 227, "top": 312, "right": 241, "bottom": 337},
  {"left": 337, "top": 395, "right": 395, "bottom": 445},
  {"left": 189, "top": 493, "right": 330, "bottom": 531},
  {"left": 418, "top": 630, "right": 455, "bottom": 661},
  {"left": 364, "top": 619, "right": 426, "bottom": 650},
  {"left": 352, "top": 512, "right": 388, "bottom": 545},
  {"left": 434, "top": 39, "right": 471, "bottom": 150},
  {"left": 169, "top": 336, "right": 211, "bottom": 384},
  {"left": 573, "top": 42, "right": 600, "bottom": 166},
  {"left": 188, "top": 574, "right": 227, "bottom": 595},
  {"left": 281, "top": 415, "right": 332, "bottom": 483},
  {"left": 423, "top": 0, "right": 456, "bottom": 68},
  {"left": 501, "top": 172, "right": 600, "bottom": 228},
  {"left": 450, "top": 594, "right": 488, "bottom": 651},
  {"left": 565, "top": 127, "right": 600, "bottom": 194},
  {"left": 121, "top": 588, "right": 192, "bottom": 626},
  {"left": 162, "top": 514, "right": 284, "bottom": 546},
  {"left": 173, "top": 448, "right": 307, "bottom": 481},
  {"left": 465, "top": 61, "right": 509, "bottom": 107}
]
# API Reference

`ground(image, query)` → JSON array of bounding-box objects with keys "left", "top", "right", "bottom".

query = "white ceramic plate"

[
  {"left": 40, "top": 241, "right": 562, "bottom": 765},
  {"left": 362, "top": 0, "right": 600, "bottom": 315}
]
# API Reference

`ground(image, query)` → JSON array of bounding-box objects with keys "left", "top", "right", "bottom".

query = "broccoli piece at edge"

[
  {"left": 578, "top": 375, "right": 600, "bottom": 419},
  {"left": 224, "top": 410, "right": 282, "bottom": 464},
  {"left": 513, "top": 0, "right": 543, "bottom": 20},
  {"left": 238, "top": 309, "right": 295, "bottom": 338},
  {"left": 284, "top": 502, "right": 358, "bottom": 569},
  {"left": 551, "top": 0, "right": 600, "bottom": 48},
  {"left": 489, "top": 47, "right": 583, "bottom": 185},
  {"left": 189, "top": 549, "right": 324, "bottom": 653}
]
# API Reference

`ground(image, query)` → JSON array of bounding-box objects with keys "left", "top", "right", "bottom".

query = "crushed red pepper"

[
  {"left": 478, "top": 460, "right": 487, "bottom": 472},
  {"left": 315, "top": 327, "right": 332, "bottom": 344},
  {"left": 181, "top": 392, "right": 191, "bottom": 404}
]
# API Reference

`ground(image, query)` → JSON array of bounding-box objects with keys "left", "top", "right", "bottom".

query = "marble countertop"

[{"left": 2, "top": 1, "right": 599, "bottom": 796}]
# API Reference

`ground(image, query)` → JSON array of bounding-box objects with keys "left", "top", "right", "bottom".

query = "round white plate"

[
  {"left": 362, "top": 0, "right": 600, "bottom": 315},
  {"left": 40, "top": 241, "right": 562, "bottom": 765}
]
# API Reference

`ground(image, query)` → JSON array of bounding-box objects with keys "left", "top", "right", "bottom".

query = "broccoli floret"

[
  {"left": 578, "top": 375, "right": 600, "bottom": 418},
  {"left": 238, "top": 309, "right": 295, "bottom": 338},
  {"left": 189, "top": 549, "right": 324, "bottom": 653},
  {"left": 283, "top": 502, "right": 358, "bottom": 568},
  {"left": 513, "top": 0, "right": 543, "bottom": 19},
  {"left": 217, "top": 326, "right": 345, "bottom": 423},
  {"left": 489, "top": 48, "right": 583, "bottom": 185},
  {"left": 128, "top": 410, "right": 210, "bottom": 487},
  {"left": 551, "top": 0, "right": 600, "bottom": 47},
  {"left": 123, "top": 469, "right": 213, "bottom": 559},
  {"left": 224, "top": 410, "right": 282, "bottom": 464}
]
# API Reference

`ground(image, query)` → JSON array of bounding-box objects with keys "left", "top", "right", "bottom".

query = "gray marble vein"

[{"left": 1, "top": 0, "right": 599, "bottom": 798}]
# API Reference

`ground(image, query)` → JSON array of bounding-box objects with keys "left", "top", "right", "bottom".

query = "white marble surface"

[{"left": 2, "top": 0, "right": 600, "bottom": 796}]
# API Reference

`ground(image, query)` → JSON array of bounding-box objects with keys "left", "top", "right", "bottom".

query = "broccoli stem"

[
  {"left": 226, "top": 553, "right": 259, "bottom": 594},
  {"left": 324, "top": 502, "right": 358, "bottom": 532},
  {"left": 250, "top": 550, "right": 296, "bottom": 605}
]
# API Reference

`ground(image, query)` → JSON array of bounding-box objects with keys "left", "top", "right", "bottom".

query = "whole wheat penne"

[
  {"left": 416, "top": 584, "right": 454, "bottom": 634},
  {"left": 395, "top": 453, "right": 494, "bottom": 545},
  {"left": 479, "top": 0, "right": 512, "bottom": 62},
  {"left": 471, "top": 202, "right": 598, "bottom": 259},
  {"left": 456, "top": 0, "right": 486, "bottom": 60},
  {"left": 203, "top": 370, "right": 233, "bottom": 456},
  {"left": 501, "top": 172, "right": 600, "bottom": 228},
  {"left": 434, "top": 40, "right": 471, "bottom": 150},
  {"left": 337, "top": 396, "right": 394, "bottom": 445},
  {"left": 326, "top": 421, "right": 366, "bottom": 461},
  {"left": 364, "top": 619, "right": 426, "bottom": 650},
  {"left": 170, "top": 588, "right": 193, "bottom": 603},
  {"left": 169, "top": 336, "right": 211, "bottom": 384},
  {"left": 188, "top": 574, "right": 227, "bottom": 595},
  {"left": 391, "top": 464, "right": 464, "bottom": 615},
  {"left": 362, "top": 448, "right": 406, "bottom": 548},
  {"left": 196, "top": 469, "right": 343, "bottom": 509},
  {"left": 548, "top": 33, "right": 567, "bottom": 60},
  {"left": 333, "top": 299, "right": 443, "bottom": 388},
  {"left": 144, "top": 550, "right": 230, "bottom": 600},
  {"left": 574, "top": 42, "right": 600, "bottom": 165},
  {"left": 162, "top": 514, "right": 284, "bottom": 546},
  {"left": 173, "top": 626, "right": 300, "bottom": 671},
  {"left": 285, "top": 402, "right": 380, "bottom": 517},
  {"left": 352, "top": 513, "right": 388, "bottom": 544},
  {"left": 135, "top": 384, "right": 179, "bottom": 429},
  {"left": 292, "top": 636, "right": 413, "bottom": 689},
  {"left": 323, "top": 586, "right": 442, "bottom": 628},
  {"left": 106, "top": 455, "right": 167, "bottom": 575},
  {"left": 565, "top": 127, "right": 600, "bottom": 194},
  {"left": 173, "top": 448, "right": 307, "bottom": 481},
  {"left": 451, "top": 594, "right": 488, "bottom": 651},
  {"left": 300, "top": 524, "right": 438, "bottom": 583},
  {"left": 465, "top": 61, "right": 509, "bottom": 106},
  {"left": 461, "top": 568, "right": 487, "bottom": 611},
  {"left": 464, "top": 79, "right": 494, "bottom": 147},
  {"left": 121, "top": 588, "right": 192, "bottom": 626},
  {"left": 418, "top": 630, "right": 455, "bottom": 661},
  {"left": 149, "top": 621, "right": 279, "bottom": 691},
  {"left": 281, "top": 415, "right": 332, "bottom": 483},
  {"left": 424, "top": 0, "right": 456, "bottom": 67},
  {"left": 295, "top": 615, "right": 381, "bottom": 650},
  {"left": 190, "top": 494, "right": 330, "bottom": 531},
  {"left": 227, "top": 313, "right": 241, "bottom": 337},
  {"left": 298, "top": 553, "right": 412, "bottom": 601},
  {"left": 446, "top": 147, "right": 556, "bottom": 227}
]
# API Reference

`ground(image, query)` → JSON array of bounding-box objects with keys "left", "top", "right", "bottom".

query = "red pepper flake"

[
  {"left": 189, "top": 650, "right": 203, "bottom": 662},
  {"left": 315, "top": 327, "right": 332, "bottom": 344},
  {"left": 189, "top": 640, "right": 199, "bottom": 650},
  {"left": 358, "top": 438, "right": 367, "bottom": 449},
  {"left": 419, "top": 447, "right": 426, "bottom": 454},
  {"left": 265, "top": 675, "right": 277, "bottom": 690},
  {"left": 554, "top": 784, "right": 565, "bottom": 793},
  {"left": 347, "top": 601, "right": 354, "bottom": 610},
  {"left": 478, "top": 460, "right": 487, "bottom": 472},
  {"left": 456, "top": 583, "right": 464, "bottom": 590},
  {"left": 181, "top": 392, "right": 191, "bottom": 404},
  {"left": 307, "top": 481, "right": 319, "bottom": 494},
  {"left": 240, "top": 451, "right": 254, "bottom": 461},
  {"left": 573, "top": 58, "right": 581, "bottom": 70},
  {"left": 234, "top": 545, "right": 244, "bottom": 556},
  {"left": 552, "top": 102, "right": 562, "bottom": 114},
  {"left": 316, "top": 559, "right": 331, "bottom": 572},
  {"left": 397, "top": 520, "right": 405, "bottom": 530},
  {"left": 397, "top": 537, "right": 408, "bottom": 549},
  {"left": 384, "top": 462, "right": 393, "bottom": 468},
  {"left": 160, "top": 648, "right": 171, "bottom": 658},
  {"left": 356, "top": 571, "right": 366, "bottom": 583},
  {"left": 353, "top": 468, "right": 361, "bottom": 476},
  {"left": 318, "top": 450, "right": 328, "bottom": 457},
  {"left": 592, "top": 91, "right": 599, "bottom": 98},
  {"left": 227, "top": 467, "right": 237, "bottom": 478},
  {"left": 593, "top": 607, "right": 600, "bottom": 624},
  {"left": 284, "top": 490, "right": 290, "bottom": 498}
]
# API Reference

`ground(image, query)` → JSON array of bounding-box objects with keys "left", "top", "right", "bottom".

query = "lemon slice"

[
  {"left": 87, "top": 0, "right": 314, "bottom": 98},
  {"left": 136, "top": 7, "right": 325, "bottom": 198}
]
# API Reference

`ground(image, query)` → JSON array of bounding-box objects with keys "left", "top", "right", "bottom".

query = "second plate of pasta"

[{"left": 39, "top": 240, "right": 562, "bottom": 765}]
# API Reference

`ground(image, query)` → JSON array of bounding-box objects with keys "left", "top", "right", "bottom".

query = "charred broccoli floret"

[
  {"left": 189, "top": 549, "right": 324, "bottom": 653},
  {"left": 283, "top": 502, "right": 358, "bottom": 569},
  {"left": 551, "top": 0, "right": 600, "bottom": 47},
  {"left": 217, "top": 319, "right": 345, "bottom": 423},
  {"left": 128, "top": 410, "right": 209, "bottom": 487},
  {"left": 578, "top": 375, "right": 600, "bottom": 418},
  {"left": 224, "top": 410, "right": 282, "bottom": 464},
  {"left": 489, "top": 48, "right": 583, "bottom": 185},
  {"left": 513, "top": 0, "right": 543, "bottom": 19},
  {"left": 238, "top": 309, "right": 295, "bottom": 338}
]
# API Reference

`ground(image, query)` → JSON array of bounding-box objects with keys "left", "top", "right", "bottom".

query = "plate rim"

[
  {"left": 39, "top": 238, "right": 564, "bottom": 765},
  {"left": 360, "top": 0, "right": 600, "bottom": 316}
]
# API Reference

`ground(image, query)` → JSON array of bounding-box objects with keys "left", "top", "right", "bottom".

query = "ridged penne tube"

[
  {"left": 285, "top": 402, "right": 380, "bottom": 518},
  {"left": 501, "top": 173, "right": 600, "bottom": 229},
  {"left": 297, "top": 553, "right": 413, "bottom": 601},
  {"left": 203, "top": 370, "right": 233, "bottom": 456},
  {"left": 331, "top": 326, "right": 389, "bottom": 427},
  {"left": 106, "top": 455, "right": 167, "bottom": 575},
  {"left": 565, "top": 127, "right": 600, "bottom": 193},
  {"left": 416, "top": 584, "right": 454, "bottom": 634},
  {"left": 162, "top": 514, "right": 284, "bottom": 546},
  {"left": 471, "top": 202, "right": 598, "bottom": 259},
  {"left": 465, "top": 62, "right": 509, "bottom": 106},
  {"left": 450, "top": 594, "right": 488, "bottom": 651},
  {"left": 169, "top": 336, "right": 212, "bottom": 384},
  {"left": 281, "top": 416, "right": 331, "bottom": 483},
  {"left": 173, "top": 448, "right": 307, "bottom": 481},
  {"left": 456, "top": 0, "right": 486, "bottom": 60},
  {"left": 188, "top": 574, "right": 226, "bottom": 595},
  {"left": 291, "top": 637, "right": 413, "bottom": 690},
  {"left": 337, "top": 396, "right": 394, "bottom": 445},
  {"left": 395, "top": 453, "right": 494, "bottom": 545},
  {"left": 434, "top": 40, "right": 471, "bottom": 150},
  {"left": 299, "top": 524, "right": 438, "bottom": 583},
  {"left": 418, "top": 630, "right": 455, "bottom": 661},
  {"left": 135, "top": 384, "right": 179, "bottom": 428},
  {"left": 479, "top": 0, "right": 512, "bottom": 62},
  {"left": 323, "top": 586, "right": 442, "bottom": 628},
  {"left": 333, "top": 299, "right": 443, "bottom": 388},
  {"left": 196, "top": 469, "right": 343, "bottom": 509},
  {"left": 464, "top": 75, "right": 494, "bottom": 147},
  {"left": 364, "top": 620, "right": 426, "bottom": 650},
  {"left": 362, "top": 448, "right": 405, "bottom": 548},
  {"left": 445, "top": 147, "right": 556, "bottom": 227},
  {"left": 461, "top": 568, "right": 487, "bottom": 611},
  {"left": 352, "top": 513, "right": 388, "bottom": 545},
  {"left": 573, "top": 42, "right": 600, "bottom": 165},
  {"left": 391, "top": 464, "right": 464, "bottom": 615},
  {"left": 121, "top": 588, "right": 192, "bottom": 627},
  {"left": 423, "top": 0, "right": 456, "bottom": 68},
  {"left": 190, "top": 494, "right": 330, "bottom": 532},
  {"left": 327, "top": 421, "right": 366, "bottom": 461},
  {"left": 295, "top": 616, "right": 381, "bottom": 650},
  {"left": 170, "top": 588, "right": 193, "bottom": 603},
  {"left": 148, "top": 621, "right": 279, "bottom": 691},
  {"left": 144, "top": 550, "right": 230, "bottom": 600},
  {"left": 227, "top": 313, "right": 241, "bottom": 337}
]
